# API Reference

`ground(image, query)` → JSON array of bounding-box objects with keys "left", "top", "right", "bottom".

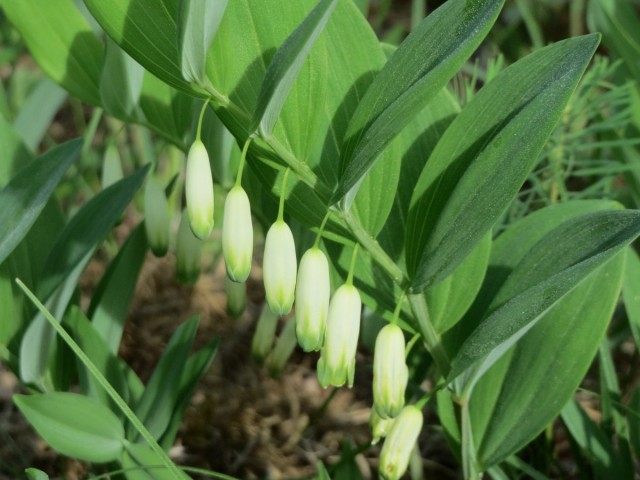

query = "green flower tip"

[
  {"left": 223, "top": 186, "right": 253, "bottom": 282},
  {"left": 263, "top": 220, "right": 297, "bottom": 315},
  {"left": 316, "top": 283, "right": 361, "bottom": 388},
  {"left": 373, "top": 324, "right": 408, "bottom": 419},
  {"left": 379, "top": 405, "right": 424, "bottom": 480},
  {"left": 185, "top": 140, "right": 214, "bottom": 240},
  {"left": 295, "top": 247, "right": 330, "bottom": 352},
  {"left": 144, "top": 176, "right": 170, "bottom": 257},
  {"left": 370, "top": 409, "right": 394, "bottom": 445}
]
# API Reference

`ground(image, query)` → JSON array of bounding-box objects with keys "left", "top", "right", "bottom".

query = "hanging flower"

[
  {"left": 143, "top": 176, "right": 170, "bottom": 257},
  {"left": 317, "top": 283, "right": 361, "bottom": 388},
  {"left": 263, "top": 220, "right": 297, "bottom": 315},
  {"left": 222, "top": 185, "right": 253, "bottom": 282},
  {"left": 295, "top": 247, "right": 330, "bottom": 351},
  {"left": 379, "top": 405, "right": 424, "bottom": 480},
  {"left": 373, "top": 324, "right": 408, "bottom": 419},
  {"left": 185, "top": 139, "right": 214, "bottom": 239}
]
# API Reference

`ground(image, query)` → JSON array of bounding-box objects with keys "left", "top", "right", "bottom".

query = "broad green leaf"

[
  {"left": 13, "top": 79, "right": 68, "bottom": 152},
  {"left": 0, "top": 0, "right": 103, "bottom": 105},
  {"left": 332, "top": 0, "right": 504, "bottom": 202},
  {"left": 37, "top": 164, "right": 150, "bottom": 301},
  {"left": 561, "top": 398, "right": 632, "bottom": 479},
  {"left": 131, "top": 316, "right": 199, "bottom": 441},
  {"left": 100, "top": 37, "right": 144, "bottom": 119},
  {"left": 88, "top": 224, "right": 148, "bottom": 354},
  {"left": 0, "top": 139, "right": 81, "bottom": 266},
  {"left": 66, "top": 307, "right": 144, "bottom": 412},
  {"left": 159, "top": 336, "right": 219, "bottom": 449},
  {"left": 448, "top": 208, "right": 640, "bottom": 388},
  {"left": 14, "top": 392, "right": 124, "bottom": 463},
  {"left": 178, "top": 0, "right": 228, "bottom": 86},
  {"left": 84, "top": 0, "right": 193, "bottom": 95},
  {"left": 250, "top": 0, "right": 338, "bottom": 137},
  {"left": 406, "top": 34, "right": 600, "bottom": 292},
  {"left": 121, "top": 442, "right": 190, "bottom": 480},
  {"left": 622, "top": 247, "right": 640, "bottom": 349}
]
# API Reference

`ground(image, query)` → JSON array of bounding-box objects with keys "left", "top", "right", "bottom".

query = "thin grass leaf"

[
  {"left": 332, "top": 0, "right": 504, "bottom": 203},
  {"left": 0, "top": 139, "right": 81, "bottom": 266},
  {"left": 178, "top": 0, "right": 228, "bottom": 86},
  {"left": 250, "top": 0, "right": 338, "bottom": 137}
]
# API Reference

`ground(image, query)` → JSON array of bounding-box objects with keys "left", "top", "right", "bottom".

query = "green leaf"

[
  {"left": 131, "top": 316, "right": 199, "bottom": 441},
  {"left": 25, "top": 468, "right": 49, "bottom": 480},
  {"left": 100, "top": 37, "right": 144, "bottom": 118},
  {"left": 121, "top": 442, "right": 190, "bottom": 480},
  {"left": 250, "top": 0, "right": 338, "bottom": 137},
  {"left": 332, "top": 0, "right": 504, "bottom": 202},
  {"left": 622, "top": 247, "right": 640, "bottom": 349},
  {"left": 14, "top": 392, "right": 124, "bottom": 463},
  {"left": 406, "top": 34, "right": 600, "bottom": 291},
  {"left": 0, "top": 114, "right": 33, "bottom": 185},
  {"left": 178, "top": 0, "right": 228, "bottom": 86},
  {"left": 37, "top": 164, "right": 150, "bottom": 301},
  {"left": 0, "top": 0, "right": 103, "bottom": 105},
  {"left": 88, "top": 224, "right": 148, "bottom": 354},
  {"left": 84, "top": 0, "right": 193, "bottom": 94},
  {"left": 449, "top": 208, "right": 640, "bottom": 389},
  {"left": 66, "top": 306, "right": 144, "bottom": 413},
  {"left": 561, "top": 398, "right": 632, "bottom": 479},
  {"left": 13, "top": 79, "right": 68, "bottom": 152},
  {"left": 0, "top": 139, "right": 81, "bottom": 266}
]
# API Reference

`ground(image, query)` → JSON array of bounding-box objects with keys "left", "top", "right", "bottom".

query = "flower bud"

[
  {"left": 294, "top": 247, "right": 330, "bottom": 352},
  {"left": 379, "top": 406, "right": 423, "bottom": 480},
  {"left": 316, "top": 284, "right": 361, "bottom": 388},
  {"left": 102, "top": 144, "right": 123, "bottom": 190},
  {"left": 225, "top": 275, "right": 246, "bottom": 318},
  {"left": 176, "top": 211, "right": 202, "bottom": 284},
  {"left": 143, "top": 177, "right": 170, "bottom": 257},
  {"left": 185, "top": 139, "right": 214, "bottom": 239},
  {"left": 373, "top": 324, "right": 408, "bottom": 419},
  {"left": 370, "top": 409, "right": 394, "bottom": 445},
  {"left": 222, "top": 186, "right": 253, "bottom": 282},
  {"left": 263, "top": 220, "right": 297, "bottom": 315},
  {"left": 251, "top": 304, "right": 279, "bottom": 363}
]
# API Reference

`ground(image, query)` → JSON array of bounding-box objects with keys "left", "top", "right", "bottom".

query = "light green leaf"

[
  {"left": 100, "top": 37, "right": 144, "bottom": 118},
  {"left": 14, "top": 392, "right": 124, "bottom": 463},
  {"left": 178, "top": 0, "right": 228, "bottom": 86},
  {"left": 131, "top": 316, "right": 199, "bottom": 441},
  {"left": 13, "top": 79, "right": 68, "bottom": 152},
  {"left": 121, "top": 442, "right": 190, "bottom": 480},
  {"left": 0, "top": 0, "right": 103, "bottom": 105},
  {"left": 333, "top": 0, "right": 504, "bottom": 202},
  {"left": 406, "top": 34, "right": 600, "bottom": 291},
  {"left": 0, "top": 139, "right": 81, "bottom": 266},
  {"left": 88, "top": 224, "right": 148, "bottom": 354},
  {"left": 449, "top": 208, "right": 640, "bottom": 389},
  {"left": 250, "top": 0, "right": 338, "bottom": 137},
  {"left": 25, "top": 468, "right": 49, "bottom": 480}
]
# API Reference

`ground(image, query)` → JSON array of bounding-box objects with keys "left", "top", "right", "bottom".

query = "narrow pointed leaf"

[
  {"left": 332, "top": 0, "right": 504, "bottom": 202},
  {"left": 406, "top": 34, "right": 600, "bottom": 291},
  {"left": 178, "top": 0, "right": 228, "bottom": 86},
  {"left": 622, "top": 247, "right": 640, "bottom": 349},
  {"left": 14, "top": 392, "right": 124, "bottom": 463},
  {"left": 448, "top": 209, "right": 640, "bottom": 387},
  {"left": 250, "top": 0, "right": 338, "bottom": 137},
  {"left": 0, "top": 139, "right": 81, "bottom": 266}
]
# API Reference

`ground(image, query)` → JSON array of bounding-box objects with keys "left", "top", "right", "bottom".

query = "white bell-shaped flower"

[
  {"left": 185, "top": 139, "right": 214, "bottom": 239},
  {"left": 263, "top": 220, "right": 297, "bottom": 315},
  {"left": 379, "top": 405, "right": 424, "bottom": 480},
  {"left": 143, "top": 176, "right": 170, "bottom": 257},
  {"left": 222, "top": 186, "right": 253, "bottom": 282},
  {"left": 294, "top": 247, "right": 330, "bottom": 352},
  {"left": 373, "top": 324, "right": 408, "bottom": 419}
]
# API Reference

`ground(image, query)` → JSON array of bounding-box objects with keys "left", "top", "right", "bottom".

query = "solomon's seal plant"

[
  {"left": 379, "top": 405, "right": 424, "bottom": 480},
  {"left": 373, "top": 323, "right": 409, "bottom": 419}
]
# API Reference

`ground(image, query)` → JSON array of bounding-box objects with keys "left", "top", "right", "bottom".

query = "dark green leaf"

[
  {"left": 14, "top": 392, "right": 124, "bottom": 463},
  {"left": 406, "top": 34, "right": 600, "bottom": 291},
  {"left": 622, "top": 247, "right": 640, "bottom": 349},
  {"left": 0, "top": 139, "right": 81, "bottom": 266},
  {"left": 333, "top": 0, "right": 504, "bottom": 202},
  {"left": 250, "top": 0, "right": 338, "bottom": 137}
]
